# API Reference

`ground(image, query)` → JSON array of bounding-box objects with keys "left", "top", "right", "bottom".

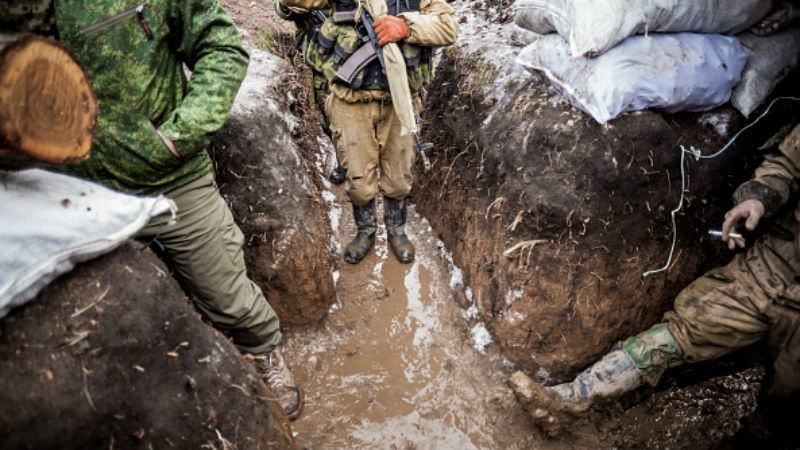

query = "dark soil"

[
  {"left": 211, "top": 48, "right": 335, "bottom": 327},
  {"left": 414, "top": 6, "right": 800, "bottom": 445},
  {"left": 600, "top": 349, "right": 766, "bottom": 449},
  {"left": 0, "top": 243, "right": 297, "bottom": 450},
  {"left": 418, "top": 42, "right": 800, "bottom": 382}
]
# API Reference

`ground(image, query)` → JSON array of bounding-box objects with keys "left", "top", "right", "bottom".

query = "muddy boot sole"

[
  {"left": 286, "top": 386, "right": 305, "bottom": 421},
  {"left": 509, "top": 371, "right": 590, "bottom": 437}
]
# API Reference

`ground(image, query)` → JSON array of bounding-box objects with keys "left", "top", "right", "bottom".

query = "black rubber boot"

[
  {"left": 384, "top": 197, "right": 415, "bottom": 264},
  {"left": 344, "top": 199, "right": 376, "bottom": 264}
]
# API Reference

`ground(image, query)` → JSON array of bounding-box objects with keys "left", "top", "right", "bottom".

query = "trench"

[
  {"left": 282, "top": 140, "right": 544, "bottom": 449},
  {"left": 268, "top": 43, "right": 768, "bottom": 450}
]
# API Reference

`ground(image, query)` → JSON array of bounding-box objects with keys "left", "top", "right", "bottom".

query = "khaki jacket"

[{"left": 734, "top": 124, "right": 800, "bottom": 216}]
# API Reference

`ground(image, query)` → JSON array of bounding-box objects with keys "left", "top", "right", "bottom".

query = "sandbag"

[
  {"left": 0, "top": 169, "right": 174, "bottom": 318},
  {"left": 733, "top": 27, "right": 800, "bottom": 117},
  {"left": 517, "top": 33, "right": 748, "bottom": 124},
  {"left": 514, "top": 0, "right": 773, "bottom": 57}
]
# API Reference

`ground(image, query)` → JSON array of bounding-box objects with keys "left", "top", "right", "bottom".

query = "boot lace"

[{"left": 264, "top": 353, "right": 287, "bottom": 388}]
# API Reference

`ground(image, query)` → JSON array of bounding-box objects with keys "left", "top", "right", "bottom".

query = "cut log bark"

[{"left": 0, "top": 35, "right": 96, "bottom": 166}]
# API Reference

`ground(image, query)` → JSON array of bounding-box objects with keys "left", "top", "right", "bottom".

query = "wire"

[{"left": 642, "top": 96, "right": 800, "bottom": 278}]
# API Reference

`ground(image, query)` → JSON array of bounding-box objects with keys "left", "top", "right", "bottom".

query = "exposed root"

[
  {"left": 507, "top": 209, "right": 525, "bottom": 231},
  {"left": 215, "top": 429, "right": 234, "bottom": 450},
  {"left": 82, "top": 364, "right": 96, "bottom": 412},
  {"left": 485, "top": 196, "right": 507, "bottom": 220},
  {"left": 503, "top": 240, "right": 548, "bottom": 258},
  {"left": 70, "top": 286, "right": 111, "bottom": 318},
  {"left": 504, "top": 239, "right": 548, "bottom": 271}
]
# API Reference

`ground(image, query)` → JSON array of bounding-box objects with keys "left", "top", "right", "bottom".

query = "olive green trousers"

[{"left": 137, "top": 172, "right": 282, "bottom": 354}]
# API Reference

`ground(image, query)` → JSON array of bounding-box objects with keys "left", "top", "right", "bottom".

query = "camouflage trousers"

[
  {"left": 137, "top": 172, "right": 282, "bottom": 354},
  {"left": 624, "top": 213, "right": 800, "bottom": 397},
  {"left": 325, "top": 94, "right": 417, "bottom": 205},
  {"left": 312, "top": 71, "right": 331, "bottom": 137}
]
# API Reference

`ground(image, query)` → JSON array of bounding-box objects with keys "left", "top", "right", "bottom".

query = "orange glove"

[{"left": 373, "top": 15, "right": 409, "bottom": 46}]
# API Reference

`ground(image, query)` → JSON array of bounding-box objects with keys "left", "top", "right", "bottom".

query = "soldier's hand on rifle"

[
  {"left": 721, "top": 199, "right": 765, "bottom": 250},
  {"left": 373, "top": 16, "right": 409, "bottom": 46}
]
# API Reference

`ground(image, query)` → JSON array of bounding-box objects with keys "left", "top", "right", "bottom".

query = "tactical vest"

[
  {"left": 303, "top": 0, "right": 433, "bottom": 92},
  {"left": 0, "top": 0, "right": 57, "bottom": 35}
]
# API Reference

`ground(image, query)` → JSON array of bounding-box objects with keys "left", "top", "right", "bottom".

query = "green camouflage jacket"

[{"left": 3, "top": 0, "right": 249, "bottom": 194}]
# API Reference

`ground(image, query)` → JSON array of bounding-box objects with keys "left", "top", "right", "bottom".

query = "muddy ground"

[{"left": 0, "top": 243, "right": 296, "bottom": 449}]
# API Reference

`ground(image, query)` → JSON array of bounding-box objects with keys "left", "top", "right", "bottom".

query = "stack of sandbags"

[
  {"left": 734, "top": 28, "right": 800, "bottom": 117},
  {"left": 517, "top": 33, "right": 748, "bottom": 124},
  {"left": 514, "top": 0, "right": 773, "bottom": 57},
  {"left": 513, "top": 0, "right": 798, "bottom": 123}
]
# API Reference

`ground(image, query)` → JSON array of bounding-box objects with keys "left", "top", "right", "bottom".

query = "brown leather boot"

[
  {"left": 384, "top": 196, "right": 414, "bottom": 264},
  {"left": 344, "top": 199, "right": 376, "bottom": 264},
  {"left": 254, "top": 348, "right": 303, "bottom": 420}
]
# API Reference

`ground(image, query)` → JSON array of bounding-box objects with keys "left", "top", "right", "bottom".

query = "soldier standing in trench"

[
  {"left": 276, "top": 0, "right": 458, "bottom": 265},
  {"left": 510, "top": 123, "right": 800, "bottom": 445},
  {"left": 2, "top": 0, "right": 302, "bottom": 419}
]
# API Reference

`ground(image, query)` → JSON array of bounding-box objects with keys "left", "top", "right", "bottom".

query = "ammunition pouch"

[{"left": 304, "top": 0, "right": 433, "bottom": 92}]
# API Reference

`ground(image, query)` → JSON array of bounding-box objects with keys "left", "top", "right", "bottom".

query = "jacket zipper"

[{"left": 81, "top": 3, "right": 153, "bottom": 40}]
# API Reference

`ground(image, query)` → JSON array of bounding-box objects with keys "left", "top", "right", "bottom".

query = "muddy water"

[{"left": 283, "top": 180, "right": 542, "bottom": 449}]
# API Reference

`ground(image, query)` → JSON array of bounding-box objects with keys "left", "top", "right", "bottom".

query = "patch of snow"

[
  {"left": 506, "top": 310, "right": 526, "bottom": 324},
  {"left": 470, "top": 322, "right": 493, "bottom": 354},
  {"left": 404, "top": 261, "right": 437, "bottom": 349},
  {"left": 370, "top": 227, "right": 389, "bottom": 288},
  {"left": 699, "top": 111, "right": 733, "bottom": 137},
  {"left": 321, "top": 190, "right": 336, "bottom": 202},
  {"left": 449, "top": 265, "right": 464, "bottom": 291},
  {"left": 464, "top": 305, "right": 479, "bottom": 320},
  {"left": 465, "top": 287, "right": 473, "bottom": 304},
  {"left": 535, "top": 367, "right": 552, "bottom": 384},
  {"left": 504, "top": 288, "right": 524, "bottom": 306},
  {"left": 321, "top": 189, "right": 342, "bottom": 253},
  {"left": 328, "top": 294, "right": 343, "bottom": 313}
]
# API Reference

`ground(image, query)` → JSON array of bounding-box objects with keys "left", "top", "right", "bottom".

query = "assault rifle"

[{"left": 334, "top": 8, "right": 434, "bottom": 170}]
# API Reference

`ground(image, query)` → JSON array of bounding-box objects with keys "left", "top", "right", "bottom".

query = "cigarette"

[{"left": 708, "top": 230, "right": 743, "bottom": 240}]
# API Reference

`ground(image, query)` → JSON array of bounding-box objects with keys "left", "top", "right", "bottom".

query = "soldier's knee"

[
  {"left": 622, "top": 323, "right": 684, "bottom": 385},
  {"left": 348, "top": 179, "right": 378, "bottom": 205},
  {"left": 381, "top": 182, "right": 411, "bottom": 200}
]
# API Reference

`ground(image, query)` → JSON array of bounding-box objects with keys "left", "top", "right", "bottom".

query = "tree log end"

[{"left": 0, "top": 36, "right": 97, "bottom": 165}]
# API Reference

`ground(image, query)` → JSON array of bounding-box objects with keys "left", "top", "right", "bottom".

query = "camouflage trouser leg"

[
  {"left": 137, "top": 172, "right": 282, "bottom": 354},
  {"left": 312, "top": 72, "right": 331, "bottom": 138},
  {"left": 625, "top": 214, "right": 800, "bottom": 389}
]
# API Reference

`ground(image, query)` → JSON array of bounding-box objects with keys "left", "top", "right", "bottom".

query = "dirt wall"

[
  {"left": 0, "top": 243, "right": 297, "bottom": 450},
  {"left": 416, "top": 10, "right": 800, "bottom": 381},
  {"left": 212, "top": 49, "right": 335, "bottom": 327}
]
